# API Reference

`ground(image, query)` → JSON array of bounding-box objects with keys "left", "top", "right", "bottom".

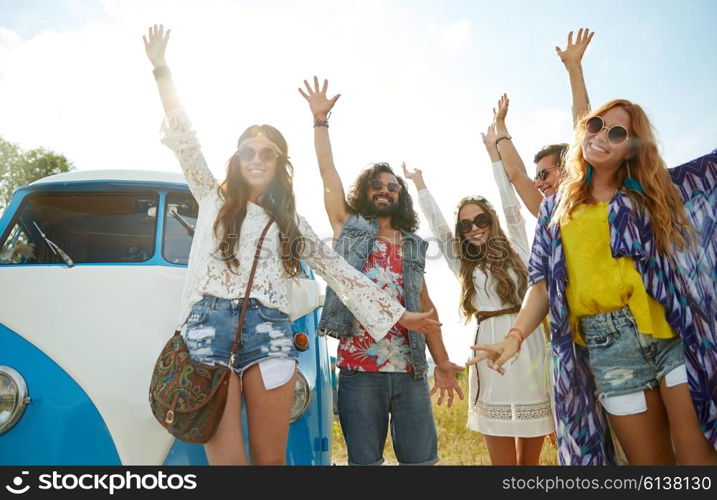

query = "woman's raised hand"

[
  {"left": 401, "top": 162, "right": 426, "bottom": 190},
  {"left": 481, "top": 123, "right": 498, "bottom": 149},
  {"left": 481, "top": 123, "right": 501, "bottom": 162},
  {"left": 143, "top": 24, "right": 171, "bottom": 68},
  {"left": 299, "top": 76, "right": 341, "bottom": 120},
  {"left": 555, "top": 28, "right": 594, "bottom": 68}
]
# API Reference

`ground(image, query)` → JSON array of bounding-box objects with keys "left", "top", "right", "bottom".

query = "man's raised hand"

[{"left": 299, "top": 76, "right": 341, "bottom": 120}]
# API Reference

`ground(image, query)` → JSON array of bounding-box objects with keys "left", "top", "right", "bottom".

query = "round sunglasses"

[
  {"left": 236, "top": 145, "right": 281, "bottom": 164},
  {"left": 457, "top": 213, "right": 492, "bottom": 234},
  {"left": 586, "top": 116, "right": 629, "bottom": 145},
  {"left": 369, "top": 180, "right": 401, "bottom": 193}
]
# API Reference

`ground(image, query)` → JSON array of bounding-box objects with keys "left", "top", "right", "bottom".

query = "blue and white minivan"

[{"left": 0, "top": 170, "right": 333, "bottom": 465}]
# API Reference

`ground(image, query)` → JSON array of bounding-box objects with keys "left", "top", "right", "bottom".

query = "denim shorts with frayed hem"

[
  {"left": 578, "top": 306, "right": 685, "bottom": 402},
  {"left": 182, "top": 295, "right": 299, "bottom": 378},
  {"left": 337, "top": 369, "right": 439, "bottom": 466}
]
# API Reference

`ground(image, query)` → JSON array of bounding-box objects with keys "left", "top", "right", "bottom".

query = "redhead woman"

[{"left": 471, "top": 98, "right": 717, "bottom": 465}]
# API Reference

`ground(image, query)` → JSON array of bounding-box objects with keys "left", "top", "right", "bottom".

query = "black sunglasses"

[
  {"left": 586, "top": 116, "right": 629, "bottom": 145},
  {"left": 534, "top": 166, "right": 558, "bottom": 182},
  {"left": 236, "top": 145, "right": 280, "bottom": 164},
  {"left": 458, "top": 213, "right": 492, "bottom": 234},
  {"left": 369, "top": 180, "right": 401, "bottom": 193}
]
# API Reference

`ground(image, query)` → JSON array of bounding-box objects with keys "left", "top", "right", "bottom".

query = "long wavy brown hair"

[
  {"left": 213, "top": 124, "right": 304, "bottom": 277},
  {"left": 454, "top": 197, "right": 528, "bottom": 322},
  {"left": 553, "top": 99, "right": 694, "bottom": 255}
]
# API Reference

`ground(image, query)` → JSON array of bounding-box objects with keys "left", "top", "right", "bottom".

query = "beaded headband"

[{"left": 236, "top": 137, "right": 286, "bottom": 157}]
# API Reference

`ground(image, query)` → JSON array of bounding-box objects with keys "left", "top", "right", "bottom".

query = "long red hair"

[{"left": 553, "top": 99, "right": 694, "bottom": 255}]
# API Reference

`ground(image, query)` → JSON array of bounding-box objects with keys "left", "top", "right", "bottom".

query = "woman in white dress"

[
  {"left": 144, "top": 25, "right": 440, "bottom": 465},
  {"left": 403, "top": 99, "right": 553, "bottom": 465}
]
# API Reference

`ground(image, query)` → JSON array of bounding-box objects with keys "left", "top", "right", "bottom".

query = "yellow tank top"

[{"left": 560, "top": 202, "right": 676, "bottom": 345}]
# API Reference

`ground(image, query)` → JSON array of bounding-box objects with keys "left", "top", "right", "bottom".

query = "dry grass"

[{"left": 331, "top": 376, "right": 558, "bottom": 465}]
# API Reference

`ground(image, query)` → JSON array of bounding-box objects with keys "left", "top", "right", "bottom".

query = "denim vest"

[{"left": 318, "top": 213, "right": 429, "bottom": 378}]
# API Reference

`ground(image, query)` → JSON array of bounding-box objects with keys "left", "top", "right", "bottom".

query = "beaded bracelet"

[
  {"left": 313, "top": 112, "right": 330, "bottom": 128},
  {"left": 504, "top": 328, "right": 524, "bottom": 352}
]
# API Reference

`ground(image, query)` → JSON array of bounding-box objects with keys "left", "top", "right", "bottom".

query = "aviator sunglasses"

[
  {"left": 457, "top": 213, "right": 492, "bottom": 234},
  {"left": 586, "top": 116, "right": 629, "bottom": 145},
  {"left": 369, "top": 180, "right": 401, "bottom": 193},
  {"left": 236, "top": 145, "right": 281, "bottom": 164}
]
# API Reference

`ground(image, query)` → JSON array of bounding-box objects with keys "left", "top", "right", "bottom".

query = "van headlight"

[
  {"left": 0, "top": 366, "right": 30, "bottom": 434},
  {"left": 289, "top": 369, "right": 310, "bottom": 423}
]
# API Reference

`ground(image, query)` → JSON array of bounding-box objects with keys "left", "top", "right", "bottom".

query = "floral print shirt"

[
  {"left": 337, "top": 238, "right": 413, "bottom": 373},
  {"left": 529, "top": 151, "right": 716, "bottom": 465}
]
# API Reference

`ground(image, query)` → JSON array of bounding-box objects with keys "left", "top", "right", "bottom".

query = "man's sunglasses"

[
  {"left": 586, "top": 116, "right": 629, "bottom": 145},
  {"left": 534, "top": 166, "right": 558, "bottom": 182},
  {"left": 236, "top": 145, "right": 281, "bottom": 164},
  {"left": 457, "top": 213, "right": 492, "bottom": 234},
  {"left": 369, "top": 180, "right": 401, "bottom": 193}
]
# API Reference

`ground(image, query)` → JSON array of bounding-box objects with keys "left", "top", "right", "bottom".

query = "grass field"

[{"left": 331, "top": 375, "right": 558, "bottom": 465}]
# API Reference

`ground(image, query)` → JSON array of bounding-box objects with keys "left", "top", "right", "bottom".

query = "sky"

[{"left": 1, "top": 0, "right": 715, "bottom": 363}]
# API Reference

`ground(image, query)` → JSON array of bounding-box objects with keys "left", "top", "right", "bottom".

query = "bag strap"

[{"left": 228, "top": 218, "right": 275, "bottom": 362}]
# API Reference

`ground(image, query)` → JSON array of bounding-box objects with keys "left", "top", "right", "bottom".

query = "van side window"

[
  {"left": 162, "top": 192, "right": 198, "bottom": 265},
  {"left": 0, "top": 192, "right": 158, "bottom": 265}
]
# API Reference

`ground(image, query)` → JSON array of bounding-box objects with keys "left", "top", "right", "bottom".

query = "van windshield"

[{"left": 0, "top": 192, "right": 158, "bottom": 265}]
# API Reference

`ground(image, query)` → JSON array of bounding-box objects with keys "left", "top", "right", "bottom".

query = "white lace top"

[
  {"left": 417, "top": 161, "right": 529, "bottom": 312},
  {"left": 160, "top": 109, "right": 404, "bottom": 340}
]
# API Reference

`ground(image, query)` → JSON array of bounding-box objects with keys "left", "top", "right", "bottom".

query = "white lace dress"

[
  {"left": 418, "top": 161, "right": 554, "bottom": 437},
  {"left": 160, "top": 108, "right": 404, "bottom": 340}
]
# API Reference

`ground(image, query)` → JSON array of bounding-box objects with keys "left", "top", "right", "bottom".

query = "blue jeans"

[
  {"left": 337, "top": 369, "right": 439, "bottom": 465},
  {"left": 182, "top": 295, "right": 298, "bottom": 374},
  {"left": 579, "top": 306, "right": 685, "bottom": 399}
]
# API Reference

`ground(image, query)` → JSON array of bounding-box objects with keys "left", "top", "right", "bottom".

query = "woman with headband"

[{"left": 144, "top": 25, "right": 441, "bottom": 465}]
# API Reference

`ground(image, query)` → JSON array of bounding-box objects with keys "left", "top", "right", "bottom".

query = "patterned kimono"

[{"left": 529, "top": 151, "right": 716, "bottom": 465}]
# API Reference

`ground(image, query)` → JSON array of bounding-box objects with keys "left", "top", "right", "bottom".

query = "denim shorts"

[
  {"left": 337, "top": 369, "right": 439, "bottom": 466},
  {"left": 579, "top": 306, "right": 685, "bottom": 400},
  {"left": 182, "top": 295, "right": 298, "bottom": 375}
]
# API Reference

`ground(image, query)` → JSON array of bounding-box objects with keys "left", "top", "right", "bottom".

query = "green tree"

[{"left": 0, "top": 137, "right": 74, "bottom": 209}]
